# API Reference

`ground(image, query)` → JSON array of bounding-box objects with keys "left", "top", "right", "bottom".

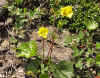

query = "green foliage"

[
  {"left": 16, "top": 40, "right": 37, "bottom": 58},
  {"left": 75, "top": 58, "right": 83, "bottom": 69},
  {"left": 64, "top": 30, "right": 97, "bottom": 77},
  {"left": 15, "top": 0, "right": 23, "bottom": 5},
  {"left": 78, "top": 30, "right": 84, "bottom": 39},
  {"left": 50, "top": 0, "right": 100, "bottom": 31},
  {"left": 8, "top": 2, "right": 46, "bottom": 31},
  {"left": 25, "top": 61, "right": 39, "bottom": 73},
  {"left": 57, "top": 19, "right": 68, "bottom": 32},
  {"left": 25, "top": 59, "right": 73, "bottom": 78},
  {"left": 25, "top": 59, "right": 74, "bottom": 78},
  {"left": 86, "top": 20, "right": 98, "bottom": 31},
  {"left": 73, "top": 47, "right": 84, "bottom": 57},
  {"left": 50, "top": 0, "right": 61, "bottom": 8},
  {"left": 96, "top": 54, "right": 100, "bottom": 66},
  {"left": 96, "top": 42, "right": 100, "bottom": 49},
  {"left": 25, "top": 59, "right": 40, "bottom": 77},
  {"left": 40, "top": 64, "right": 48, "bottom": 74},
  {"left": 52, "top": 61, "right": 73, "bottom": 78},
  {"left": 39, "top": 73, "right": 49, "bottom": 78},
  {"left": 86, "top": 58, "right": 95, "bottom": 67},
  {"left": 5, "top": 0, "right": 100, "bottom": 78},
  {"left": 64, "top": 30, "right": 85, "bottom": 47}
]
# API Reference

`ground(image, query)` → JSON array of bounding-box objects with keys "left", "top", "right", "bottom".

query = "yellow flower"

[
  {"left": 61, "top": 6, "right": 73, "bottom": 18},
  {"left": 38, "top": 27, "right": 48, "bottom": 38}
]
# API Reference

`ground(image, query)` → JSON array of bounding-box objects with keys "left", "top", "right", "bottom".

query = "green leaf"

[
  {"left": 15, "top": 0, "right": 23, "bottom": 5},
  {"left": 57, "top": 19, "right": 68, "bottom": 30},
  {"left": 78, "top": 31, "right": 84, "bottom": 39},
  {"left": 73, "top": 47, "right": 84, "bottom": 57},
  {"left": 96, "top": 54, "right": 100, "bottom": 66},
  {"left": 86, "top": 58, "right": 95, "bottom": 67},
  {"left": 30, "top": 10, "right": 35, "bottom": 17},
  {"left": 96, "top": 42, "right": 100, "bottom": 49},
  {"left": 53, "top": 61, "right": 73, "bottom": 78},
  {"left": 25, "top": 61, "right": 39, "bottom": 73},
  {"left": 75, "top": 59, "right": 83, "bottom": 69},
  {"left": 40, "top": 64, "right": 48, "bottom": 74},
  {"left": 16, "top": 40, "right": 37, "bottom": 58},
  {"left": 25, "top": 59, "right": 40, "bottom": 76},
  {"left": 39, "top": 73, "right": 49, "bottom": 78},
  {"left": 24, "top": 8, "right": 27, "bottom": 14}
]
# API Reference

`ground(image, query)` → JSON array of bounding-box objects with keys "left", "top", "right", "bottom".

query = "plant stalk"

[{"left": 42, "top": 38, "right": 45, "bottom": 63}]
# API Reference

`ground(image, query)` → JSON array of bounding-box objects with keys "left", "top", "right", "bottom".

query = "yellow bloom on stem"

[
  {"left": 38, "top": 27, "right": 48, "bottom": 38},
  {"left": 61, "top": 6, "right": 73, "bottom": 18}
]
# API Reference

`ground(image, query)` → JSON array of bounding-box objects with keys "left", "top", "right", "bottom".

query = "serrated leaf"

[
  {"left": 25, "top": 60, "right": 40, "bottom": 76},
  {"left": 16, "top": 40, "right": 37, "bottom": 58},
  {"left": 53, "top": 61, "right": 73, "bottom": 78}
]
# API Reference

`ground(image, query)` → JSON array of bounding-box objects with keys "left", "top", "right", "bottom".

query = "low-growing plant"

[
  {"left": 64, "top": 30, "right": 99, "bottom": 77},
  {"left": 49, "top": 0, "right": 100, "bottom": 31},
  {"left": 4, "top": 0, "right": 100, "bottom": 78},
  {"left": 16, "top": 40, "right": 37, "bottom": 58},
  {"left": 16, "top": 26, "right": 74, "bottom": 78}
]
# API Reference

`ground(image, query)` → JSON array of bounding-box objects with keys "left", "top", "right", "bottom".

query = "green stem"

[{"left": 43, "top": 38, "right": 45, "bottom": 63}]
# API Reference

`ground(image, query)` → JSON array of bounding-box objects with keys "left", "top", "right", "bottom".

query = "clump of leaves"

[
  {"left": 64, "top": 30, "right": 97, "bottom": 77},
  {"left": 15, "top": 0, "right": 23, "bottom": 6},
  {"left": 16, "top": 40, "right": 37, "bottom": 58},
  {"left": 25, "top": 59, "right": 41, "bottom": 77},
  {"left": 50, "top": 0, "right": 100, "bottom": 31},
  {"left": 51, "top": 61, "right": 74, "bottom": 78}
]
